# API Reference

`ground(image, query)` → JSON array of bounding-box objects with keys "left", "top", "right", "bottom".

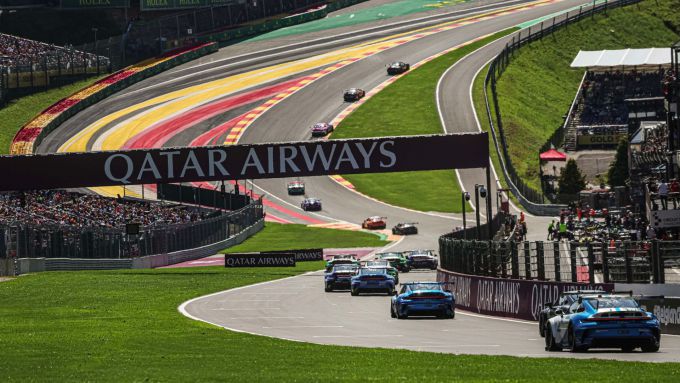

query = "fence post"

[
  {"left": 569, "top": 242, "right": 578, "bottom": 282},
  {"left": 511, "top": 241, "right": 519, "bottom": 278},
  {"left": 651, "top": 240, "right": 662, "bottom": 283},
  {"left": 602, "top": 242, "right": 610, "bottom": 283},
  {"left": 500, "top": 241, "right": 508, "bottom": 278},
  {"left": 623, "top": 242, "right": 633, "bottom": 283},
  {"left": 536, "top": 241, "right": 545, "bottom": 280},
  {"left": 553, "top": 241, "right": 561, "bottom": 281},
  {"left": 587, "top": 243, "right": 595, "bottom": 284},
  {"left": 524, "top": 241, "right": 531, "bottom": 279}
]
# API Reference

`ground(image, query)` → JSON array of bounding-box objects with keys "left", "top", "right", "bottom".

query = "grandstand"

[
  {"left": 0, "top": 32, "right": 110, "bottom": 103},
  {"left": 564, "top": 48, "right": 670, "bottom": 151}
]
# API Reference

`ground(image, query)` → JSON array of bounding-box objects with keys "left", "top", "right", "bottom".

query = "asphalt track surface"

[{"left": 38, "top": 0, "right": 680, "bottom": 361}]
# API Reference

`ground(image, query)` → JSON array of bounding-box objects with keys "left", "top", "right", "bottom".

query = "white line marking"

[
  {"left": 456, "top": 309, "right": 536, "bottom": 325},
  {"left": 312, "top": 335, "right": 404, "bottom": 338},
  {"left": 228, "top": 316, "right": 305, "bottom": 319},
  {"left": 262, "top": 325, "right": 345, "bottom": 329},
  {"left": 240, "top": 292, "right": 299, "bottom": 295},
  {"left": 222, "top": 299, "right": 281, "bottom": 302},
  {"left": 212, "top": 308, "right": 281, "bottom": 311}
]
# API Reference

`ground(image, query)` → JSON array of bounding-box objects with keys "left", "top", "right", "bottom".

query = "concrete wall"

[
  {"left": 0, "top": 257, "right": 14, "bottom": 276},
  {"left": 15, "top": 219, "right": 264, "bottom": 274}
]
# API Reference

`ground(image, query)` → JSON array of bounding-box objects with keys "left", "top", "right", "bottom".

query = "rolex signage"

[
  {"left": 141, "top": 0, "right": 237, "bottom": 10},
  {"left": 61, "top": 0, "right": 130, "bottom": 8}
]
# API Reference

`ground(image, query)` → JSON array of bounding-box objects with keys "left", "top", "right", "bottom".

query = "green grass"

[
  {"left": 1, "top": 266, "right": 680, "bottom": 381},
  {"left": 0, "top": 76, "right": 104, "bottom": 154},
  {"left": 221, "top": 222, "right": 388, "bottom": 253},
  {"left": 472, "top": 62, "right": 521, "bottom": 207},
  {"left": 493, "top": 0, "right": 680, "bottom": 191},
  {"left": 332, "top": 29, "right": 516, "bottom": 213}
]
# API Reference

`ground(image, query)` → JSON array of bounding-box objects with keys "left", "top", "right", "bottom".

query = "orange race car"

[{"left": 362, "top": 216, "right": 387, "bottom": 230}]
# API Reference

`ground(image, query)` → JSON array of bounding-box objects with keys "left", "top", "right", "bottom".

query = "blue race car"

[
  {"left": 325, "top": 264, "right": 359, "bottom": 292},
  {"left": 350, "top": 268, "right": 395, "bottom": 296},
  {"left": 544, "top": 294, "right": 661, "bottom": 352},
  {"left": 391, "top": 282, "right": 455, "bottom": 319}
]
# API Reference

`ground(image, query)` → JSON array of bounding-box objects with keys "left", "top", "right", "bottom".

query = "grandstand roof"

[{"left": 570, "top": 48, "right": 670, "bottom": 68}]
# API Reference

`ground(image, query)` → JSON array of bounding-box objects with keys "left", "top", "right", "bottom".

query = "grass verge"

[
  {"left": 332, "top": 29, "right": 516, "bottom": 213},
  {"left": 493, "top": 0, "right": 680, "bottom": 191},
  {"left": 221, "top": 222, "right": 388, "bottom": 253},
  {"left": 1, "top": 266, "right": 680, "bottom": 381},
  {"left": 0, "top": 76, "right": 105, "bottom": 154}
]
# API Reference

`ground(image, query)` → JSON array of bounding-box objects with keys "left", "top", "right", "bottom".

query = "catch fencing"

[
  {"left": 1, "top": 198, "right": 263, "bottom": 260},
  {"left": 439, "top": 237, "right": 680, "bottom": 285},
  {"left": 481, "top": 0, "right": 642, "bottom": 213}
]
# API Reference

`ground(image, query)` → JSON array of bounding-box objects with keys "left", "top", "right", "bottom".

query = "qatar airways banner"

[
  {"left": 0, "top": 133, "right": 488, "bottom": 191},
  {"left": 437, "top": 269, "right": 614, "bottom": 321}
]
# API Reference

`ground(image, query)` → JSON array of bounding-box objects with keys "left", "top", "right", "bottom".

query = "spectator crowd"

[
  {"left": 0, "top": 191, "right": 204, "bottom": 229},
  {"left": 0, "top": 33, "right": 109, "bottom": 72}
]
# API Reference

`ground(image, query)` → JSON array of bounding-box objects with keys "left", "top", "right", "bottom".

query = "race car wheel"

[
  {"left": 544, "top": 325, "right": 562, "bottom": 351},
  {"left": 390, "top": 305, "right": 397, "bottom": 318},
  {"left": 401, "top": 267, "right": 410, "bottom": 273},
  {"left": 568, "top": 326, "right": 588, "bottom": 353},
  {"left": 351, "top": 288, "right": 359, "bottom": 296},
  {"left": 325, "top": 283, "right": 332, "bottom": 292},
  {"left": 538, "top": 317, "right": 545, "bottom": 337},
  {"left": 621, "top": 346, "right": 636, "bottom": 352},
  {"left": 641, "top": 337, "right": 660, "bottom": 352},
  {"left": 397, "top": 310, "right": 407, "bottom": 320}
]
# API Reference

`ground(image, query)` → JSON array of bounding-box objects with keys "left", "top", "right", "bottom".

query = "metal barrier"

[
  {"left": 439, "top": 237, "right": 680, "bottom": 284},
  {"left": 1, "top": 198, "right": 263, "bottom": 260},
  {"left": 481, "top": 0, "right": 642, "bottom": 213}
]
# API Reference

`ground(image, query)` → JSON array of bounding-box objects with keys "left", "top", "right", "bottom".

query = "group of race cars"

[
  {"left": 323, "top": 251, "right": 455, "bottom": 319},
  {"left": 308, "top": 62, "right": 411, "bottom": 138},
  {"left": 539, "top": 290, "right": 661, "bottom": 352}
]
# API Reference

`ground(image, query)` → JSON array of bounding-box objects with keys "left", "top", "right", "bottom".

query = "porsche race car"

[
  {"left": 287, "top": 180, "right": 305, "bottom": 195},
  {"left": 376, "top": 252, "right": 410, "bottom": 272},
  {"left": 311, "top": 122, "right": 334, "bottom": 137},
  {"left": 325, "top": 254, "right": 360, "bottom": 272},
  {"left": 544, "top": 294, "right": 661, "bottom": 352},
  {"left": 301, "top": 197, "right": 322, "bottom": 211},
  {"left": 364, "top": 260, "right": 399, "bottom": 285},
  {"left": 350, "top": 267, "right": 395, "bottom": 296},
  {"left": 343, "top": 88, "right": 365, "bottom": 102},
  {"left": 387, "top": 61, "right": 410, "bottom": 75},
  {"left": 391, "top": 282, "right": 455, "bottom": 319},
  {"left": 362, "top": 216, "right": 387, "bottom": 230},
  {"left": 404, "top": 250, "right": 438, "bottom": 270},
  {"left": 324, "top": 264, "right": 359, "bottom": 291},
  {"left": 538, "top": 290, "right": 609, "bottom": 337},
  {"left": 392, "top": 222, "right": 418, "bottom": 235}
]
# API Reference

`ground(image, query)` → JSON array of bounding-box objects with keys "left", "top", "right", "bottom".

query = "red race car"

[{"left": 362, "top": 216, "right": 387, "bottom": 230}]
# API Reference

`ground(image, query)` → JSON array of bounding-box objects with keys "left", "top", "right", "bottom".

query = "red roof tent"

[{"left": 539, "top": 149, "right": 567, "bottom": 161}]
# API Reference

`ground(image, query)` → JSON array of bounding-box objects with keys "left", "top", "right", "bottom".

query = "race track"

[{"left": 37, "top": 0, "right": 680, "bottom": 361}]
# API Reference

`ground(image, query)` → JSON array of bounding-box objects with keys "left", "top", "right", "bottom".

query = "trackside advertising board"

[
  {"left": 437, "top": 269, "right": 614, "bottom": 321},
  {"left": 225, "top": 253, "right": 296, "bottom": 267},
  {"left": 141, "top": 0, "right": 237, "bottom": 10},
  {"left": 61, "top": 0, "right": 130, "bottom": 8},
  {"left": 0, "top": 133, "right": 488, "bottom": 191},
  {"left": 638, "top": 297, "right": 680, "bottom": 335},
  {"left": 263, "top": 248, "right": 323, "bottom": 262}
]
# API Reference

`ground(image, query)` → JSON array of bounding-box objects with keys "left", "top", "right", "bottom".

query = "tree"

[
  {"left": 608, "top": 138, "right": 629, "bottom": 187},
  {"left": 558, "top": 159, "right": 586, "bottom": 198}
]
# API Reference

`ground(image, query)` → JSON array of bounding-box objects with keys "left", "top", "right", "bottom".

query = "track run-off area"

[{"left": 38, "top": 0, "right": 680, "bottom": 361}]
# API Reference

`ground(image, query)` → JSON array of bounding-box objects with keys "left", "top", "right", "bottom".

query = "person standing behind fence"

[
  {"left": 547, "top": 220, "right": 555, "bottom": 240},
  {"left": 659, "top": 180, "right": 669, "bottom": 210},
  {"left": 559, "top": 221, "right": 567, "bottom": 241}
]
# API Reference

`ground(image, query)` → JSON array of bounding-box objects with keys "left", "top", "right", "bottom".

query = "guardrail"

[
  {"left": 439, "top": 237, "right": 680, "bottom": 284},
  {"left": 481, "top": 0, "right": 642, "bottom": 214}
]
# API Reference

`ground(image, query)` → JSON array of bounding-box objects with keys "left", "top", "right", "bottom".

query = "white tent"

[{"left": 570, "top": 48, "right": 671, "bottom": 69}]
